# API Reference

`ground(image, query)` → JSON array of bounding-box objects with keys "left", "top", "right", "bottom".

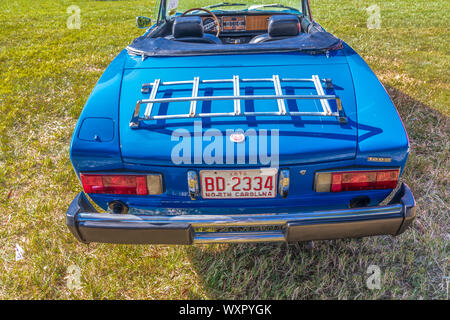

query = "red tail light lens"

[
  {"left": 315, "top": 169, "right": 400, "bottom": 193},
  {"left": 80, "top": 174, "right": 148, "bottom": 195}
]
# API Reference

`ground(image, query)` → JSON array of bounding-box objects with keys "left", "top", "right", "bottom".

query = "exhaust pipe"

[{"left": 108, "top": 201, "right": 129, "bottom": 214}]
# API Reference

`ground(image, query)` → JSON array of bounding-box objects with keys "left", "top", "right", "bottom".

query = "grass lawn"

[{"left": 0, "top": 0, "right": 448, "bottom": 299}]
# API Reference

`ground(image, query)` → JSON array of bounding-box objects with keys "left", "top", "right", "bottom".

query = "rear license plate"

[{"left": 200, "top": 169, "right": 278, "bottom": 199}]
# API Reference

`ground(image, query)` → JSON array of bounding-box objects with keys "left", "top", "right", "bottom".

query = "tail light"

[
  {"left": 80, "top": 174, "right": 163, "bottom": 195},
  {"left": 315, "top": 169, "right": 400, "bottom": 193}
]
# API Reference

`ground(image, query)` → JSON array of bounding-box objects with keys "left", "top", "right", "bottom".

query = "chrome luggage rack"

[{"left": 130, "top": 74, "right": 347, "bottom": 128}]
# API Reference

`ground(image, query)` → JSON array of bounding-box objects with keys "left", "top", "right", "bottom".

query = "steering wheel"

[{"left": 181, "top": 8, "right": 221, "bottom": 38}]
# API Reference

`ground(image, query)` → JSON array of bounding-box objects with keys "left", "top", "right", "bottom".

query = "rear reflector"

[
  {"left": 315, "top": 169, "right": 400, "bottom": 193},
  {"left": 80, "top": 174, "right": 163, "bottom": 195}
]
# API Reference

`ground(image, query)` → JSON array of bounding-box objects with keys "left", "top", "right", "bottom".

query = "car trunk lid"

[{"left": 119, "top": 53, "right": 357, "bottom": 167}]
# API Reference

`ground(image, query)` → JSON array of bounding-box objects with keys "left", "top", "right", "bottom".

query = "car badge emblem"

[{"left": 230, "top": 133, "right": 245, "bottom": 143}]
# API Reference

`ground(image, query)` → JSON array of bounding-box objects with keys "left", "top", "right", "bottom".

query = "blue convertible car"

[{"left": 66, "top": 0, "right": 416, "bottom": 245}]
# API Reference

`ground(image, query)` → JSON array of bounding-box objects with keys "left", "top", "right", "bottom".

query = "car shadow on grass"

[
  {"left": 185, "top": 86, "right": 449, "bottom": 300},
  {"left": 186, "top": 239, "right": 388, "bottom": 300}
]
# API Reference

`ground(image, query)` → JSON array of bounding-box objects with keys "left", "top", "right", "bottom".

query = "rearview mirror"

[{"left": 136, "top": 16, "right": 152, "bottom": 29}]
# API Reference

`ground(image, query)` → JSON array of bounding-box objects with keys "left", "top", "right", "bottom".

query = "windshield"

[{"left": 161, "top": 1, "right": 305, "bottom": 19}]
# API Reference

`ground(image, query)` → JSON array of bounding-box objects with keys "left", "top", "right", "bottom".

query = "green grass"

[{"left": 0, "top": 0, "right": 448, "bottom": 299}]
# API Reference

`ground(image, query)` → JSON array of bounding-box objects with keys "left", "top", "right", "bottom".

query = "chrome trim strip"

[
  {"left": 233, "top": 75, "right": 241, "bottom": 115},
  {"left": 187, "top": 170, "right": 200, "bottom": 200},
  {"left": 77, "top": 204, "right": 403, "bottom": 228},
  {"left": 141, "top": 94, "right": 337, "bottom": 105},
  {"left": 144, "top": 79, "right": 160, "bottom": 118},
  {"left": 312, "top": 74, "right": 332, "bottom": 115},
  {"left": 193, "top": 231, "right": 285, "bottom": 244},
  {"left": 278, "top": 169, "right": 290, "bottom": 198},
  {"left": 189, "top": 77, "right": 200, "bottom": 117},
  {"left": 273, "top": 75, "right": 287, "bottom": 115},
  {"left": 152, "top": 110, "right": 335, "bottom": 120}
]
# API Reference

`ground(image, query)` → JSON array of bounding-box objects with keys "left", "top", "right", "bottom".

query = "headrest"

[
  {"left": 268, "top": 15, "right": 300, "bottom": 38},
  {"left": 173, "top": 16, "right": 204, "bottom": 38}
]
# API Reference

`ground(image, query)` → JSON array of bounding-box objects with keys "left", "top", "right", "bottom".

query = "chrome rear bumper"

[{"left": 66, "top": 183, "right": 415, "bottom": 244}]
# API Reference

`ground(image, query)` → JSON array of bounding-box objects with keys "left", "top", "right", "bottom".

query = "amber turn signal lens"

[{"left": 146, "top": 174, "right": 163, "bottom": 195}]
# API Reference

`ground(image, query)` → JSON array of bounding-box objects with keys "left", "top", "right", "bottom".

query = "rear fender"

[
  {"left": 344, "top": 43, "right": 409, "bottom": 170},
  {"left": 69, "top": 50, "right": 128, "bottom": 173}
]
